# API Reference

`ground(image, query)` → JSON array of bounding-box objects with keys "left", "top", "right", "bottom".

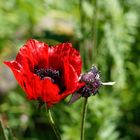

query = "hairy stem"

[
  {"left": 47, "top": 109, "right": 61, "bottom": 140},
  {"left": 92, "top": 0, "right": 98, "bottom": 63},
  {"left": 79, "top": 0, "right": 84, "bottom": 36},
  {"left": 80, "top": 97, "right": 88, "bottom": 140},
  {"left": 0, "top": 119, "right": 8, "bottom": 140}
]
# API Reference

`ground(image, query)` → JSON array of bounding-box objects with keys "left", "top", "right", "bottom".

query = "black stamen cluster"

[
  {"left": 34, "top": 67, "right": 60, "bottom": 83},
  {"left": 34, "top": 67, "right": 66, "bottom": 93}
]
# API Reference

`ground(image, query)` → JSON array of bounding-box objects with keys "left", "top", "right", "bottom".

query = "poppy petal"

[
  {"left": 16, "top": 39, "right": 49, "bottom": 72},
  {"left": 52, "top": 43, "right": 82, "bottom": 76}
]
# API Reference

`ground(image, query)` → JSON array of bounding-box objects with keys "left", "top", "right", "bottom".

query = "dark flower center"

[
  {"left": 34, "top": 66, "right": 66, "bottom": 93},
  {"left": 34, "top": 67, "right": 60, "bottom": 81}
]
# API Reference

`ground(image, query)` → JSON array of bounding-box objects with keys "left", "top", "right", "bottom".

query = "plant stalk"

[
  {"left": 79, "top": 0, "right": 84, "bottom": 37},
  {"left": 47, "top": 109, "right": 61, "bottom": 140},
  {"left": 92, "top": 0, "right": 98, "bottom": 63},
  {"left": 0, "top": 119, "right": 8, "bottom": 140},
  {"left": 80, "top": 97, "right": 88, "bottom": 140}
]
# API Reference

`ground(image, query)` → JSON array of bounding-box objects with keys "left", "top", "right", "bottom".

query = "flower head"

[
  {"left": 79, "top": 66, "right": 101, "bottom": 97},
  {"left": 4, "top": 39, "right": 83, "bottom": 107},
  {"left": 69, "top": 66, "right": 115, "bottom": 104}
]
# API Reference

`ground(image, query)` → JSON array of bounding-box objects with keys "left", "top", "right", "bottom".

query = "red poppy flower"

[{"left": 4, "top": 39, "right": 84, "bottom": 107}]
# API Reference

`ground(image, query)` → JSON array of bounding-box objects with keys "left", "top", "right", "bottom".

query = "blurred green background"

[{"left": 0, "top": 0, "right": 140, "bottom": 140}]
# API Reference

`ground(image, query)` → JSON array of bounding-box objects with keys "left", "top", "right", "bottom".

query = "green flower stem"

[
  {"left": 80, "top": 97, "right": 88, "bottom": 140},
  {"left": 92, "top": 0, "right": 98, "bottom": 63},
  {"left": 0, "top": 119, "right": 8, "bottom": 140},
  {"left": 8, "top": 127, "right": 18, "bottom": 140},
  {"left": 79, "top": 0, "right": 84, "bottom": 36},
  {"left": 47, "top": 109, "right": 61, "bottom": 140}
]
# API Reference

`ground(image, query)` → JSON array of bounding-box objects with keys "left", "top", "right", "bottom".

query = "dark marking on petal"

[{"left": 23, "top": 82, "right": 26, "bottom": 89}]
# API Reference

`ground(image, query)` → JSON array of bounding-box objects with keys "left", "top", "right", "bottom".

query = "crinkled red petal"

[
  {"left": 51, "top": 43, "right": 82, "bottom": 76},
  {"left": 4, "top": 60, "right": 60, "bottom": 106},
  {"left": 59, "top": 62, "right": 80, "bottom": 99},
  {"left": 15, "top": 39, "right": 49, "bottom": 72}
]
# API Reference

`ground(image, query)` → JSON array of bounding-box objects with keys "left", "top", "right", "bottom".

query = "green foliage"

[
  {"left": 0, "top": 0, "right": 45, "bottom": 52},
  {"left": 0, "top": 0, "right": 140, "bottom": 140}
]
